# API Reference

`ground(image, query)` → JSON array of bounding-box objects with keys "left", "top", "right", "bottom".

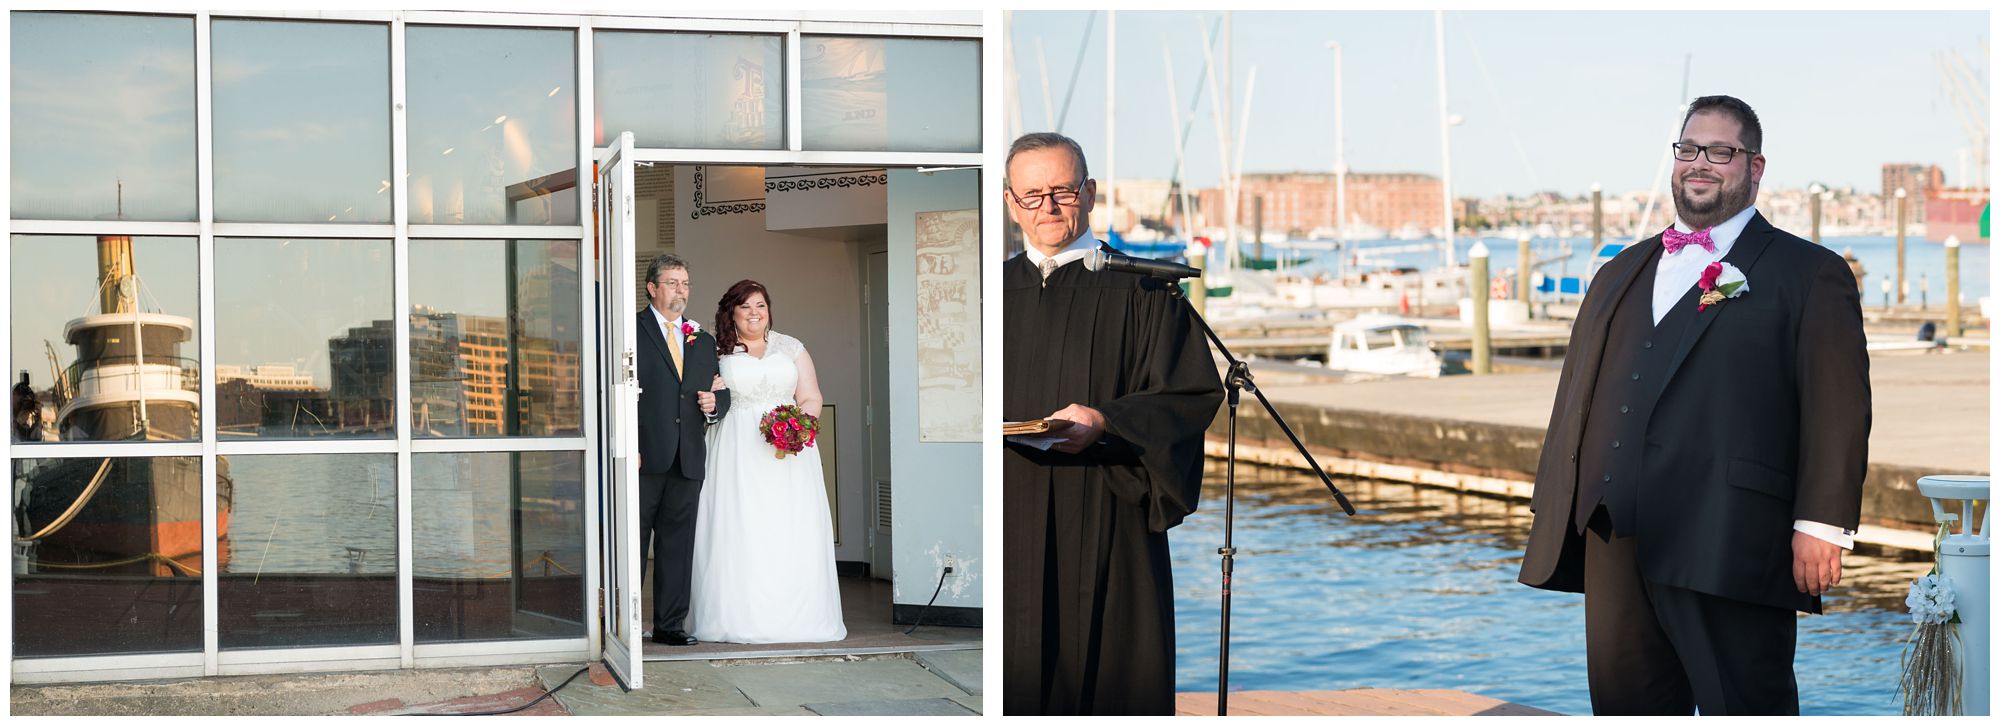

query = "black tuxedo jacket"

[
  {"left": 636, "top": 308, "right": 730, "bottom": 480},
  {"left": 1518, "top": 212, "right": 1871, "bottom": 613}
]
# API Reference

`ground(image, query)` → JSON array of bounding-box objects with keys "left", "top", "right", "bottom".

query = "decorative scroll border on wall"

[
  {"left": 689, "top": 165, "right": 765, "bottom": 220},
  {"left": 765, "top": 169, "right": 888, "bottom": 193}
]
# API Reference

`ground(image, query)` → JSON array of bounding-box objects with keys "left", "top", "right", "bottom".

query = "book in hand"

[{"left": 1003, "top": 418, "right": 1073, "bottom": 436}]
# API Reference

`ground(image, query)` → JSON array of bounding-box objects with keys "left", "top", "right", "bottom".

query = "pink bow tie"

[{"left": 1662, "top": 227, "right": 1716, "bottom": 255}]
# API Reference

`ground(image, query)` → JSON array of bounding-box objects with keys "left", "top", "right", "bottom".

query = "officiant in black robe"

[{"left": 1001, "top": 132, "right": 1223, "bottom": 716}]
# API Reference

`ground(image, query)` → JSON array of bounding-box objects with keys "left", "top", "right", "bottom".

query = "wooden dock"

[
  {"left": 1176, "top": 689, "right": 1559, "bottom": 716},
  {"left": 1206, "top": 350, "right": 1989, "bottom": 546}
]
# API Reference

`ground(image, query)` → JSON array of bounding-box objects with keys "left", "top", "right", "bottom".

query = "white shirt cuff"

[{"left": 1793, "top": 519, "right": 1855, "bottom": 550}]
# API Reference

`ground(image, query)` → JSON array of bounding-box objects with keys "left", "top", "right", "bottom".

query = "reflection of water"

[
  {"left": 222, "top": 453, "right": 585, "bottom": 580},
  {"left": 1172, "top": 460, "right": 1931, "bottom": 716}
]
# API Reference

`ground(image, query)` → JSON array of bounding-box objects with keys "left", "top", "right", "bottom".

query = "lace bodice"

[{"left": 720, "top": 331, "right": 804, "bottom": 411}]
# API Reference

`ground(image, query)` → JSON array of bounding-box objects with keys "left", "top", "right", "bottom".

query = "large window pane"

[
  {"left": 212, "top": 19, "right": 390, "bottom": 223},
  {"left": 220, "top": 454, "right": 396, "bottom": 650},
  {"left": 594, "top": 32, "right": 783, "bottom": 150},
  {"left": 13, "top": 456, "right": 205, "bottom": 657},
  {"left": 801, "top": 36, "right": 979, "bottom": 153},
  {"left": 215, "top": 238, "right": 393, "bottom": 439},
  {"left": 414, "top": 451, "right": 585, "bottom": 643},
  {"left": 407, "top": 26, "right": 578, "bottom": 225},
  {"left": 410, "top": 239, "right": 582, "bottom": 437},
  {"left": 10, "top": 235, "right": 200, "bottom": 443},
  {"left": 11, "top": 12, "right": 197, "bottom": 222}
]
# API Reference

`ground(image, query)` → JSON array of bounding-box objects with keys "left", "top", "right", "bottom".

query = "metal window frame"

[{"left": 8, "top": 7, "right": 982, "bottom": 686}]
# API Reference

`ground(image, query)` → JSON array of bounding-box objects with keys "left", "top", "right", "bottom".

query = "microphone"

[{"left": 1084, "top": 249, "right": 1203, "bottom": 280}]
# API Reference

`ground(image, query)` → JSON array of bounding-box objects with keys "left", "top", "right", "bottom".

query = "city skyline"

[{"left": 1006, "top": 10, "right": 1990, "bottom": 199}]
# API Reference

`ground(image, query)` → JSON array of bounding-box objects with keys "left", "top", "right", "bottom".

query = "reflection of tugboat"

[{"left": 16, "top": 229, "right": 229, "bottom": 577}]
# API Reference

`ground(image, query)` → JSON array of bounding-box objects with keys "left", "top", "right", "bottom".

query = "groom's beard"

[{"left": 1673, "top": 168, "right": 1755, "bottom": 230}]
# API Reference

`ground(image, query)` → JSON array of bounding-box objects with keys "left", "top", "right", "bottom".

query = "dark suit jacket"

[
  {"left": 636, "top": 308, "right": 730, "bottom": 480},
  {"left": 1518, "top": 212, "right": 1871, "bottom": 613}
]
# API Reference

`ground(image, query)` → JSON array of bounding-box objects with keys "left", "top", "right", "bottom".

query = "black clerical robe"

[{"left": 1002, "top": 250, "right": 1224, "bottom": 716}]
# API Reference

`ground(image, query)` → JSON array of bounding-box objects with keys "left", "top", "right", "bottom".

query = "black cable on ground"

[
  {"left": 903, "top": 566, "right": 951, "bottom": 635},
  {"left": 405, "top": 665, "right": 591, "bottom": 716}
]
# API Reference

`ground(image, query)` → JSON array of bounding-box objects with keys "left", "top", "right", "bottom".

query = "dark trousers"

[
  {"left": 639, "top": 458, "right": 701, "bottom": 633},
  {"left": 1582, "top": 508, "right": 1799, "bottom": 716}
]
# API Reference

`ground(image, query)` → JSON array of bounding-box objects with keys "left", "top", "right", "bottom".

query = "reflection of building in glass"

[
  {"left": 214, "top": 364, "right": 316, "bottom": 392},
  {"left": 411, "top": 239, "right": 582, "bottom": 437}
]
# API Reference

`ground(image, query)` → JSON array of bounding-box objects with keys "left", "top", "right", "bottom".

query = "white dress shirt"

[
  {"left": 1022, "top": 230, "right": 1100, "bottom": 271},
  {"left": 1660, "top": 206, "right": 1853, "bottom": 550}
]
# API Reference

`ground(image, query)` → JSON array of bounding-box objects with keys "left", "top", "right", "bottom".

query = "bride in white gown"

[{"left": 689, "top": 280, "right": 847, "bottom": 644}]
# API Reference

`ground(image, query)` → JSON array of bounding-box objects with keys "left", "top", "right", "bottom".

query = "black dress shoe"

[{"left": 651, "top": 630, "right": 698, "bottom": 646}]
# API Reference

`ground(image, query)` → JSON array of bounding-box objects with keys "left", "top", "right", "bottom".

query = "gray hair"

[
  {"left": 1005, "top": 132, "right": 1090, "bottom": 186},
  {"left": 645, "top": 253, "right": 688, "bottom": 284}
]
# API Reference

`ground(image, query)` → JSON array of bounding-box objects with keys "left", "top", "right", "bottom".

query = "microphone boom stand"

[{"left": 1166, "top": 281, "right": 1356, "bottom": 717}]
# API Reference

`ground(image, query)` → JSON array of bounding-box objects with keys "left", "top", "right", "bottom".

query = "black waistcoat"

[{"left": 1573, "top": 247, "right": 1705, "bottom": 535}]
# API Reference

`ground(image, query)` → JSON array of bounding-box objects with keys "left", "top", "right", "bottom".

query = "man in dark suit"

[
  {"left": 1518, "top": 96, "right": 1870, "bottom": 715},
  {"left": 636, "top": 253, "right": 729, "bottom": 646}
]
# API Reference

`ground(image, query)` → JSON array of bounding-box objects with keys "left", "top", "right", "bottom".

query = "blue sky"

[{"left": 1007, "top": 10, "right": 1990, "bottom": 198}]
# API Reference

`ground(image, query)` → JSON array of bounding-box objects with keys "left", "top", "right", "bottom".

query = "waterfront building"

[
  {"left": 9, "top": 8, "right": 985, "bottom": 688},
  {"left": 1882, "top": 163, "right": 1946, "bottom": 223},
  {"left": 1193, "top": 172, "right": 1445, "bottom": 238}
]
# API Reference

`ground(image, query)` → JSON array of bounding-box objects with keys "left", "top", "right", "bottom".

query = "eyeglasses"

[
  {"left": 1008, "top": 185, "right": 1085, "bottom": 210},
  {"left": 1671, "top": 142, "right": 1757, "bottom": 165}
]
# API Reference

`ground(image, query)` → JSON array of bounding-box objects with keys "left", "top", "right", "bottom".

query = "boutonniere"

[
  {"left": 1697, "top": 261, "right": 1748, "bottom": 312},
  {"left": 680, "top": 320, "right": 699, "bottom": 345}
]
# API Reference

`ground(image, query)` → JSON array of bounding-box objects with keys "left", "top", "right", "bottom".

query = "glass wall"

[
  {"left": 219, "top": 454, "right": 398, "bottom": 649},
  {"left": 211, "top": 20, "right": 392, "bottom": 224},
  {"left": 12, "top": 456, "right": 205, "bottom": 657},
  {"left": 594, "top": 32, "right": 786, "bottom": 149},
  {"left": 801, "top": 36, "right": 980, "bottom": 153},
  {"left": 214, "top": 238, "right": 394, "bottom": 439},
  {"left": 407, "top": 26, "right": 578, "bottom": 225},
  {"left": 9, "top": 9, "right": 978, "bottom": 677},
  {"left": 10, "top": 235, "right": 201, "bottom": 443},
  {"left": 10, "top": 13, "right": 198, "bottom": 222},
  {"left": 414, "top": 451, "right": 585, "bottom": 643},
  {"left": 410, "top": 239, "right": 583, "bottom": 437}
]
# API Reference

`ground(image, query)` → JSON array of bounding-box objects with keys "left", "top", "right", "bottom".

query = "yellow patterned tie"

[{"left": 668, "top": 321, "right": 684, "bottom": 377}]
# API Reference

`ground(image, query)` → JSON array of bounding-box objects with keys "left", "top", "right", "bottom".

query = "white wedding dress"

[{"left": 689, "top": 330, "right": 847, "bottom": 644}]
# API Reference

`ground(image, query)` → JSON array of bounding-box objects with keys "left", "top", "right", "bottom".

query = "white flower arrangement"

[{"left": 1904, "top": 573, "right": 1958, "bottom": 625}]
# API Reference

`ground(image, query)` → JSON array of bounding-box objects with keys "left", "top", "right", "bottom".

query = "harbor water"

[
  {"left": 1171, "top": 459, "right": 1932, "bottom": 716},
  {"left": 1261, "top": 235, "right": 1989, "bottom": 302}
]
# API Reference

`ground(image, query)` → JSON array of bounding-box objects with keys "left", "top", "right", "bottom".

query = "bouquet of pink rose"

[{"left": 759, "top": 404, "right": 819, "bottom": 460}]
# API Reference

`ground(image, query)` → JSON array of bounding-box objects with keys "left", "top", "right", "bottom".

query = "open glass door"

[{"left": 595, "top": 132, "right": 643, "bottom": 689}]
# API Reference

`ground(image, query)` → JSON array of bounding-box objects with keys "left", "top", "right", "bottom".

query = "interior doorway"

[{"left": 621, "top": 163, "right": 902, "bottom": 658}]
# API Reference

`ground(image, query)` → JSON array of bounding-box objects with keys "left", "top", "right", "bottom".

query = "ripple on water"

[{"left": 1170, "top": 461, "right": 1932, "bottom": 716}]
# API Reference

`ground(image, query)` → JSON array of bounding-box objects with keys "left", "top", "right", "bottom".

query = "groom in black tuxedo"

[
  {"left": 1518, "top": 96, "right": 1870, "bottom": 714},
  {"left": 636, "top": 253, "right": 729, "bottom": 646}
]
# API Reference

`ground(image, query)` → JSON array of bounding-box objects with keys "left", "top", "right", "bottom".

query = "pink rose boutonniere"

[
  {"left": 681, "top": 320, "right": 699, "bottom": 345},
  {"left": 1696, "top": 261, "right": 1749, "bottom": 312}
]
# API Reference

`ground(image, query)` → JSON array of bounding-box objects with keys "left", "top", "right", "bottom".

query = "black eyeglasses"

[
  {"left": 1008, "top": 185, "right": 1085, "bottom": 210},
  {"left": 1671, "top": 142, "right": 1757, "bottom": 165}
]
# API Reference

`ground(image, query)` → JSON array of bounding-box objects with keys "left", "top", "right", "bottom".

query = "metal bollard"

[{"left": 1919, "top": 474, "right": 1990, "bottom": 715}]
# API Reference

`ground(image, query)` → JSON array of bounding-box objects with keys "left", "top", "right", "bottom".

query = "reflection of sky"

[
  {"left": 9, "top": 236, "right": 200, "bottom": 389},
  {"left": 406, "top": 25, "right": 577, "bottom": 225},
  {"left": 212, "top": 19, "right": 391, "bottom": 224},
  {"left": 594, "top": 32, "right": 785, "bottom": 149},
  {"left": 410, "top": 240, "right": 508, "bottom": 317},
  {"left": 215, "top": 238, "right": 391, "bottom": 386},
  {"left": 10, "top": 13, "right": 197, "bottom": 221}
]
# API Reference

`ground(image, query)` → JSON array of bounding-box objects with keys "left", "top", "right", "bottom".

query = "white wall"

[
  {"left": 671, "top": 165, "right": 871, "bottom": 563},
  {"left": 886, "top": 168, "right": 982, "bottom": 613}
]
